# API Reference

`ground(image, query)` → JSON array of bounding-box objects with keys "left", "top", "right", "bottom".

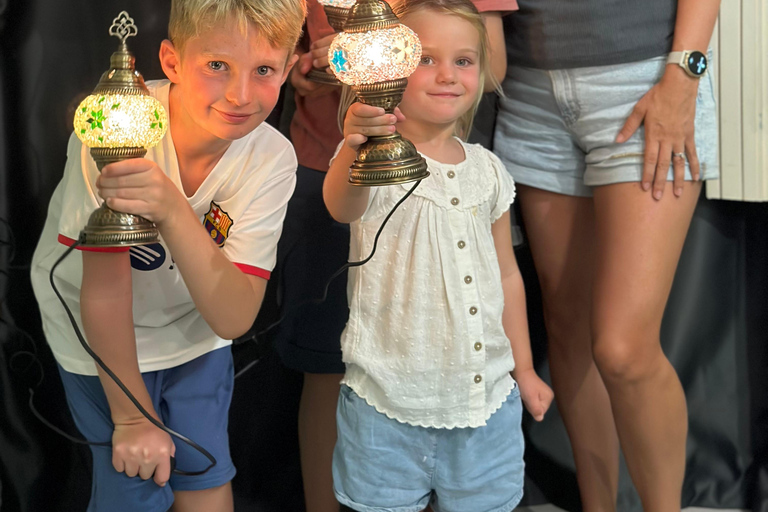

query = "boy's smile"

[{"left": 160, "top": 17, "right": 296, "bottom": 147}]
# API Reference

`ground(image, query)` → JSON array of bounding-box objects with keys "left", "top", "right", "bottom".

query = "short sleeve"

[
  {"left": 57, "top": 133, "right": 129, "bottom": 253},
  {"left": 220, "top": 145, "right": 297, "bottom": 279},
  {"left": 488, "top": 151, "right": 516, "bottom": 222}
]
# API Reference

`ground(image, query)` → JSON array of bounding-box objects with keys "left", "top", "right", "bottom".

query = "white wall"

[{"left": 707, "top": 0, "right": 768, "bottom": 201}]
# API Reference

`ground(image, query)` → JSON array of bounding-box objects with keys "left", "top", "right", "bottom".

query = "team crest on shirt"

[{"left": 203, "top": 201, "right": 233, "bottom": 247}]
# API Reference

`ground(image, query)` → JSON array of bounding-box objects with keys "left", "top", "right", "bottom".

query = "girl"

[{"left": 323, "top": 0, "right": 553, "bottom": 510}]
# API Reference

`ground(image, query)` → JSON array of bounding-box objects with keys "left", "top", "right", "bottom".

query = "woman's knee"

[{"left": 591, "top": 328, "right": 664, "bottom": 386}]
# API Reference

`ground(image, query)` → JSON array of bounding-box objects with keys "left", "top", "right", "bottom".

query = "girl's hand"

[
  {"left": 514, "top": 368, "right": 554, "bottom": 422},
  {"left": 112, "top": 417, "right": 175, "bottom": 487},
  {"left": 616, "top": 67, "right": 700, "bottom": 200},
  {"left": 97, "top": 158, "right": 183, "bottom": 227},
  {"left": 343, "top": 102, "right": 403, "bottom": 151}
]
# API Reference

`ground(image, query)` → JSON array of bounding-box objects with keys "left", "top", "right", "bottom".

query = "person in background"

[{"left": 494, "top": 1, "right": 720, "bottom": 510}]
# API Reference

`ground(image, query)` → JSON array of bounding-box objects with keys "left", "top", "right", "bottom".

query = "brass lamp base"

[
  {"left": 349, "top": 78, "right": 429, "bottom": 186},
  {"left": 81, "top": 204, "right": 159, "bottom": 247},
  {"left": 80, "top": 147, "right": 160, "bottom": 248}
]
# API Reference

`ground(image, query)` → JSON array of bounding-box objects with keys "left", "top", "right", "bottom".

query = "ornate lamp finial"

[{"left": 109, "top": 11, "right": 139, "bottom": 45}]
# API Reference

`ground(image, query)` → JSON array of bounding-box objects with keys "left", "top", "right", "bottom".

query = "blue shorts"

[
  {"left": 57, "top": 347, "right": 236, "bottom": 512},
  {"left": 333, "top": 385, "right": 525, "bottom": 512},
  {"left": 494, "top": 53, "right": 719, "bottom": 197}
]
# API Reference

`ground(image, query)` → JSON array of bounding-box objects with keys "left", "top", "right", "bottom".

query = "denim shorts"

[
  {"left": 494, "top": 53, "right": 719, "bottom": 197},
  {"left": 57, "top": 347, "right": 236, "bottom": 512},
  {"left": 333, "top": 385, "right": 525, "bottom": 512}
]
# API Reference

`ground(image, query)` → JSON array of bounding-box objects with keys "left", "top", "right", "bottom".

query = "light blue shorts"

[
  {"left": 333, "top": 385, "right": 525, "bottom": 512},
  {"left": 494, "top": 53, "right": 719, "bottom": 197}
]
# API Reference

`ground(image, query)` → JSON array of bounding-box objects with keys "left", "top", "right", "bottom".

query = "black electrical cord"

[
  {"left": 11, "top": 177, "right": 422, "bottom": 473},
  {"left": 233, "top": 179, "right": 422, "bottom": 379},
  {"left": 48, "top": 234, "right": 215, "bottom": 476}
]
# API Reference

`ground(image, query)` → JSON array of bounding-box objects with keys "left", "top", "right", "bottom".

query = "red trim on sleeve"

[
  {"left": 234, "top": 263, "right": 271, "bottom": 280},
  {"left": 58, "top": 234, "right": 130, "bottom": 253}
]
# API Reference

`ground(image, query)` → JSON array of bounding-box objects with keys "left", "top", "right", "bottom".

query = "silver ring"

[{"left": 672, "top": 152, "right": 686, "bottom": 159}]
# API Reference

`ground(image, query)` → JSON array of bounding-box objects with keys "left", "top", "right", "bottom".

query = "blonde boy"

[{"left": 29, "top": 1, "right": 305, "bottom": 511}]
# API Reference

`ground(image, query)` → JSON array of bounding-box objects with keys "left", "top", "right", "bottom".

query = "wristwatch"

[{"left": 667, "top": 50, "right": 708, "bottom": 78}]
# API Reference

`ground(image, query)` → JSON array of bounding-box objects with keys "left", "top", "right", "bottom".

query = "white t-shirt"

[
  {"left": 340, "top": 140, "right": 518, "bottom": 429},
  {"left": 30, "top": 80, "right": 297, "bottom": 376}
]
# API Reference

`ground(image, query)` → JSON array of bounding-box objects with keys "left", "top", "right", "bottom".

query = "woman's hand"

[{"left": 616, "top": 67, "right": 701, "bottom": 200}]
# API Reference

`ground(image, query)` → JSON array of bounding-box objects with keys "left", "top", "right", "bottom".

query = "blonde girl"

[{"left": 323, "top": 0, "right": 553, "bottom": 510}]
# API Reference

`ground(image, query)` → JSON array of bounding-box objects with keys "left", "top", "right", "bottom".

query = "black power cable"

[
  {"left": 48, "top": 235, "right": 216, "bottom": 476},
  {"left": 233, "top": 179, "right": 422, "bottom": 379},
  {"left": 9, "top": 178, "right": 422, "bottom": 476}
]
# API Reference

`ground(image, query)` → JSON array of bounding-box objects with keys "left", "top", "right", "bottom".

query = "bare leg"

[
  {"left": 518, "top": 185, "right": 620, "bottom": 512},
  {"left": 172, "top": 482, "right": 233, "bottom": 512},
  {"left": 300, "top": 373, "right": 343, "bottom": 512},
  {"left": 591, "top": 181, "right": 700, "bottom": 512}
]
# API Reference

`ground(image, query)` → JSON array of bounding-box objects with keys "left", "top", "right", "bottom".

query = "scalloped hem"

[{"left": 345, "top": 379, "right": 517, "bottom": 430}]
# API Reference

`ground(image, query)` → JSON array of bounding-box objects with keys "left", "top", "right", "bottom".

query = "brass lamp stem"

[
  {"left": 348, "top": 78, "right": 428, "bottom": 186},
  {"left": 80, "top": 147, "right": 160, "bottom": 247}
]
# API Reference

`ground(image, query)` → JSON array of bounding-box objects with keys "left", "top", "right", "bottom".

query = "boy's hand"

[
  {"left": 343, "top": 102, "right": 404, "bottom": 150},
  {"left": 97, "top": 158, "right": 183, "bottom": 227},
  {"left": 112, "top": 417, "right": 175, "bottom": 487},
  {"left": 291, "top": 52, "right": 336, "bottom": 98},
  {"left": 514, "top": 368, "right": 554, "bottom": 422}
]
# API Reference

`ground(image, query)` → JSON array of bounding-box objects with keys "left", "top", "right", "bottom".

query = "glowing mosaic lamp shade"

[
  {"left": 328, "top": 0, "right": 428, "bottom": 186},
  {"left": 74, "top": 12, "right": 168, "bottom": 247},
  {"left": 307, "top": 0, "right": 357, "bottom": 85}
]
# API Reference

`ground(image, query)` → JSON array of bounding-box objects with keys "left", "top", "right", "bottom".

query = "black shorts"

[{"left": 272, "top": 166, "right": 349, "bottom": 374}]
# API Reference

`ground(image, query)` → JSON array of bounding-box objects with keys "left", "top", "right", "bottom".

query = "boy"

[{"left": 29, "top": 0, "right": 305, "bottom": 511}]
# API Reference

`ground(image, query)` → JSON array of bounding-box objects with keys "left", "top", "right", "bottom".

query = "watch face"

[{"left": 686, "top": 51, "right": 707, "bottom": 76}]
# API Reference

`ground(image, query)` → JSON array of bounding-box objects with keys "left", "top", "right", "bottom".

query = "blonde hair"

[
  {"left": 169, "top": 0, "right": 306, "bottom": 54},
  {"left": 338, "top": 0, "right": 499, "bottom": 140}
]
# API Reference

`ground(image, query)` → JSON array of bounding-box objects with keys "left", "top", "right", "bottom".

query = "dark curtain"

[{"left": 0, "top": 1, "right": 765, "bottom": 511}]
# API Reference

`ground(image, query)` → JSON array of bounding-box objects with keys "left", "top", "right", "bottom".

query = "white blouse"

[{"left": 340, "top": 140, "right": 518, "bottom": 429}]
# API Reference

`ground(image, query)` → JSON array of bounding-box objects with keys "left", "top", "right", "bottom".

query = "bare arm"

[
  {"left": 80, "top": 251, "right": 174, "bottom": 486},
  {"left": 482, "top": 12, "right": 507, "bottom": 92},
  {"left": 493, "top": 212, "right": 533, "bottom": 375},
  {"left": 324, "top": 143, "right": 370, "bottom": 223},
  {"left": 156, "top": 200, "right": 266, "bottom": 340},
  {"left": 493, "top": 212, "right": 553, "bottom": 421},
  {"left": 97, "top": 160, "right": 266, "bottom": 340}
]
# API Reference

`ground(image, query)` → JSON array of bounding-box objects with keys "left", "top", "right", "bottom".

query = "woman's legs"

[
  {"left": 590, "top": 181, "right": 700, "bottom": 512},
  {"left": 299, "top": 373, "right": 344, "bottom": 512},
  {"left": 518, "top": 185, "right": 620, "bottom": 512}
]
